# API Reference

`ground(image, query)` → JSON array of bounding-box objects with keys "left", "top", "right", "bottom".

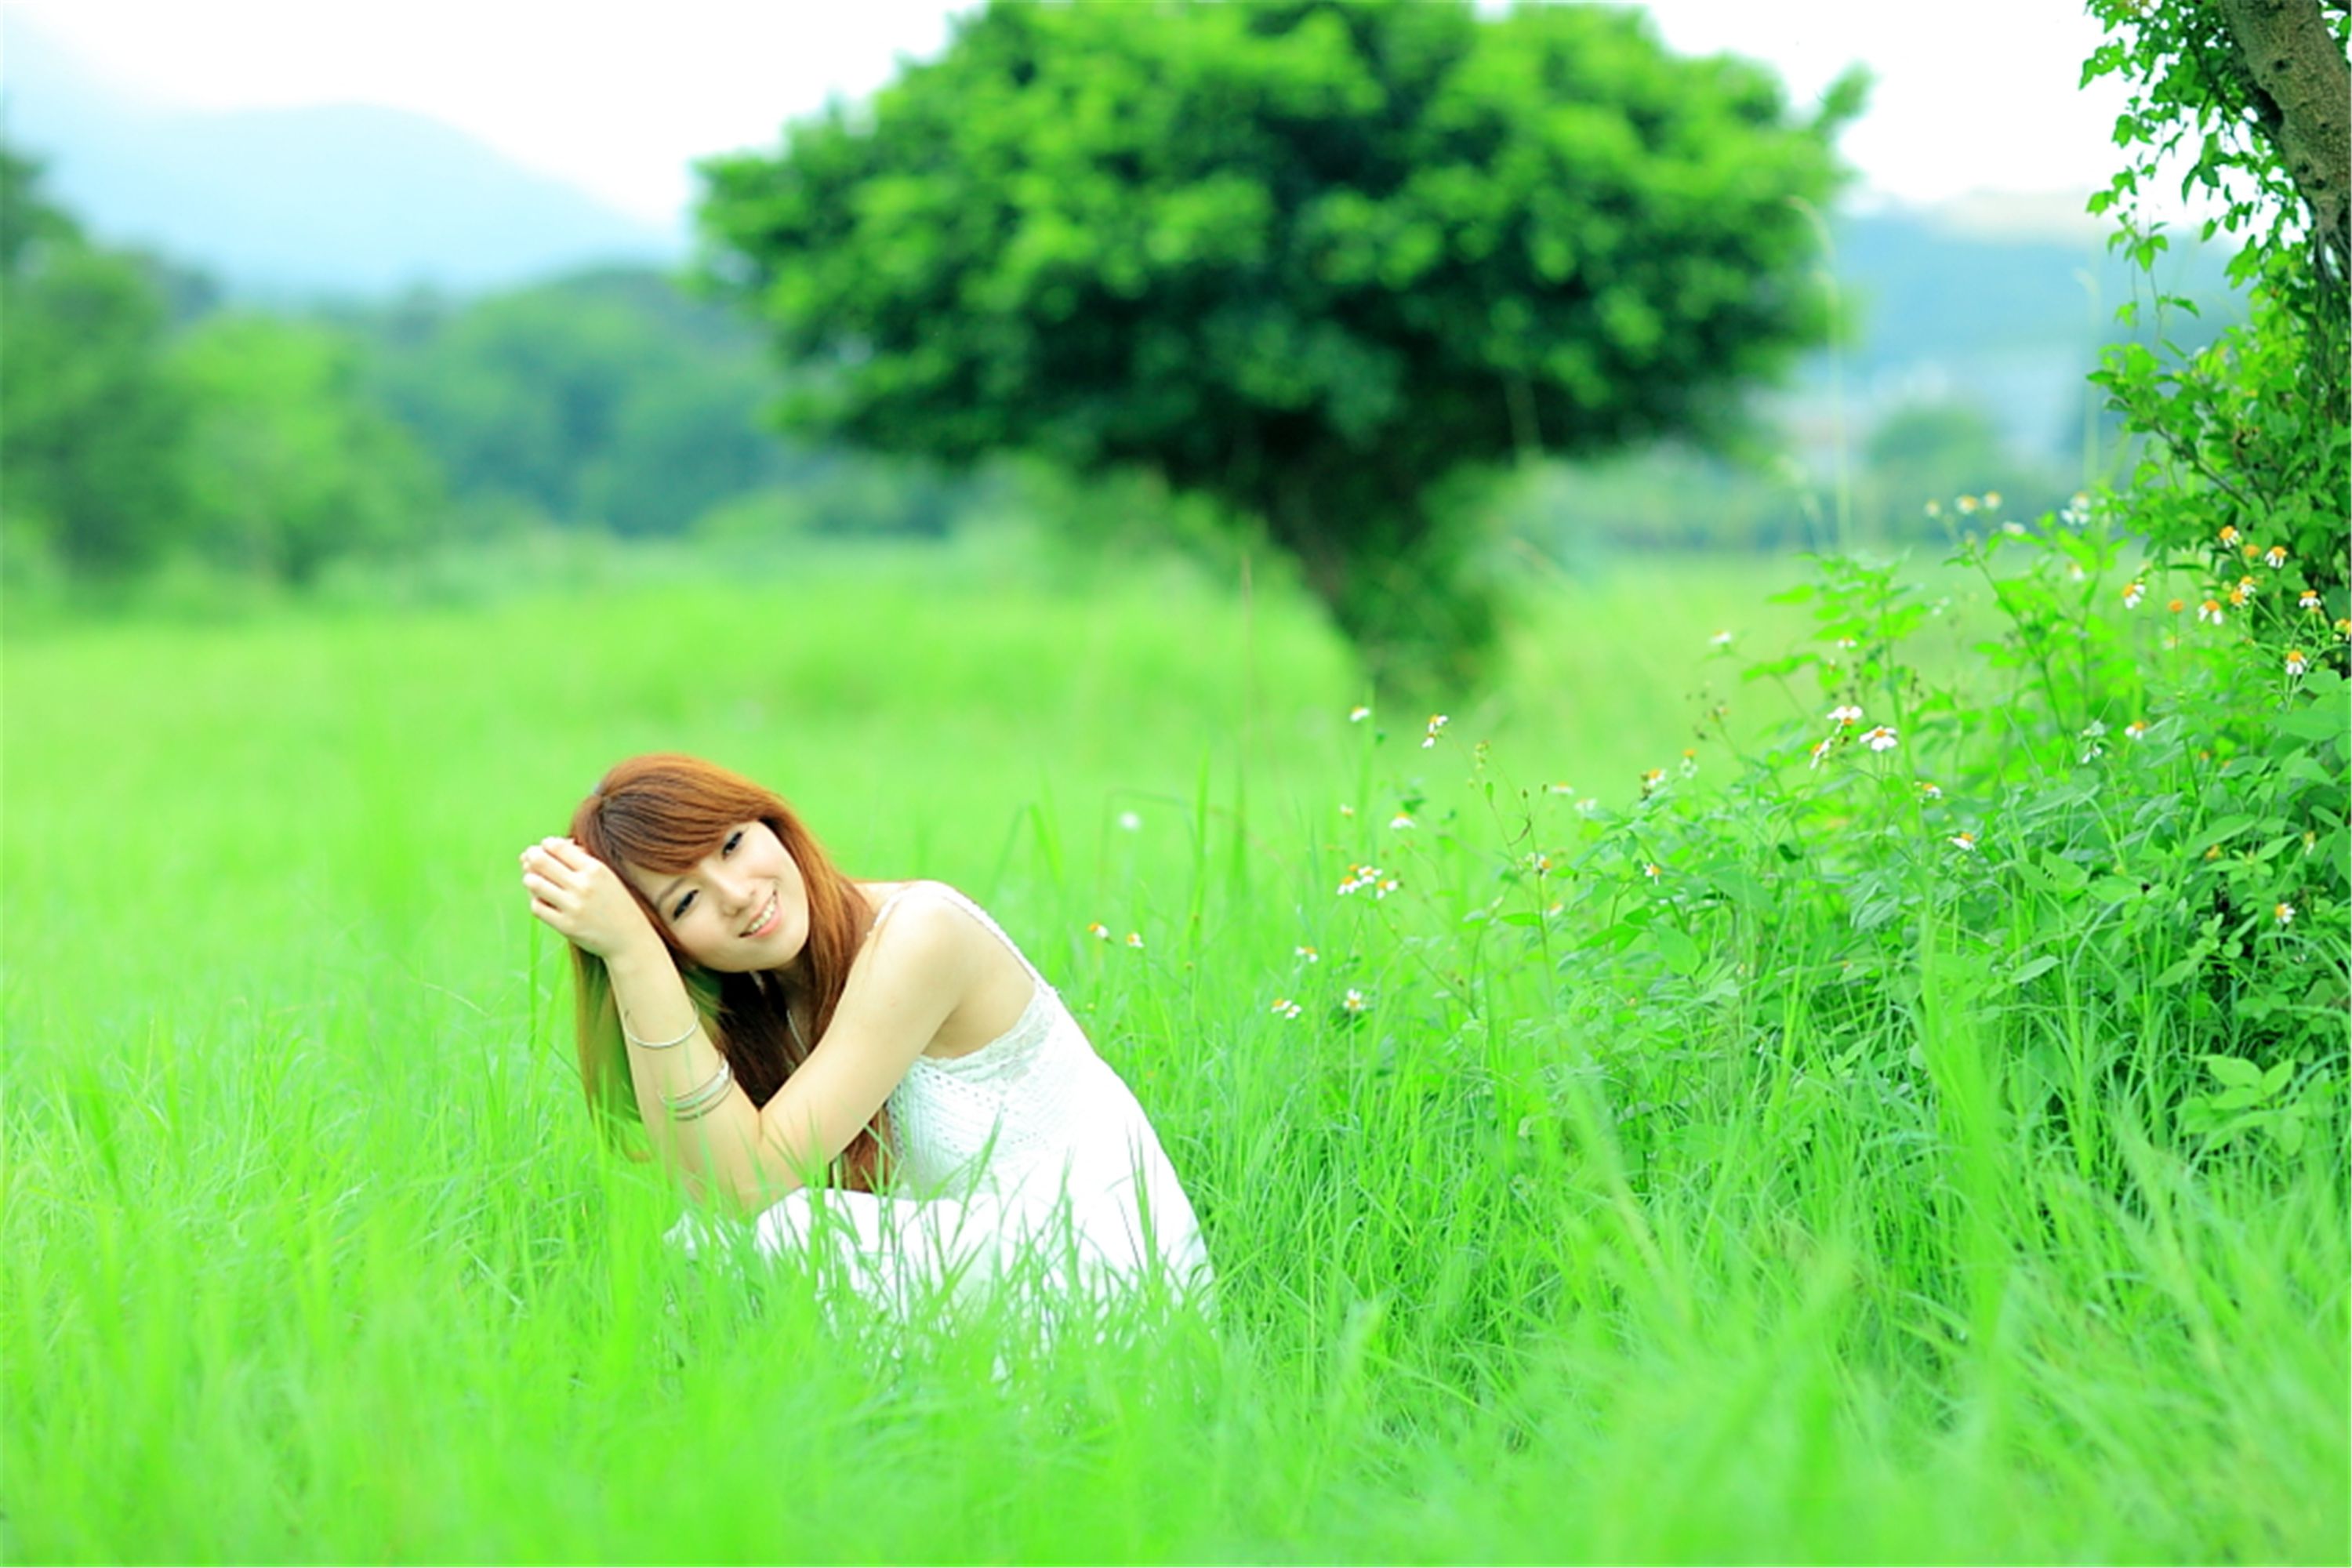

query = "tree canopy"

[{"left": 699, "top": 0, "right": 1861, "bottom": 682}]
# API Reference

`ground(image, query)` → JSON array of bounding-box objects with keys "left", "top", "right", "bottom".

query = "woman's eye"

[
  {"left": 722, "top": 830, "right": 744, "bottom": 856},
  {"left": 672, "top": 891, "right": 695, "bottom": 920}
]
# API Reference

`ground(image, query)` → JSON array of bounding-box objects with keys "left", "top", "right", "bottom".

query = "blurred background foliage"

[{"left": 0, "top": 0, "right": 2242, "bottom": 671}]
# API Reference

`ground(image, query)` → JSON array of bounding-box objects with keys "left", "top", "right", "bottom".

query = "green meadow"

[{"left": 5, "top": 543, "right": 2345, "bottom": 1563}]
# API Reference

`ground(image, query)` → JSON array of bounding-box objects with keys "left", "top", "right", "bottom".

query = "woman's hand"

[{"left": 520, "top": 837, "right": 659, "bottom": 960}]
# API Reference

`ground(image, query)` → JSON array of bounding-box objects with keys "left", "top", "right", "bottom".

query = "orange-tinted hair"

[{"left": 565, "top": 753, "right": 888, "bottom": 1191}]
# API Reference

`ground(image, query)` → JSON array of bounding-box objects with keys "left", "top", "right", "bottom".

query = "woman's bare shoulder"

[
  {"left": 855, "top": 878, "right": 975, "bottom": 921},
  {"left": 837, "top": 882, "right": 1009, "bottom": 1029}
]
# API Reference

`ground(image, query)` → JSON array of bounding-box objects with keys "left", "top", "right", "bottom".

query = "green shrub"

[{"left": 1312, "top": 498, "right": 2347, "bottom": 1172}]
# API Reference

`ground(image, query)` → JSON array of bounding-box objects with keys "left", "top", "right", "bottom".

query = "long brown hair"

[{"left": 565, "top": 753, "right": 888, "bottom": 1190}]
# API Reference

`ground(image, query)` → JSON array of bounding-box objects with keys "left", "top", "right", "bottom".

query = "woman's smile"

[{"left": 741, "top": 888, "right": 782, "bottom": 939}]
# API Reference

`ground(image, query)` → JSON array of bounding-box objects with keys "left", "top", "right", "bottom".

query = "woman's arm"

[{"left": 522, "top": 840, "right": 971, "bottom": 1208}]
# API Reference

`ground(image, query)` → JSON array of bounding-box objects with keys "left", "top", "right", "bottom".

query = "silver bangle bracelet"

[
  {"left": 624, "top": 1018, "right": 698, "bottom": 1051},
  {"left": 665, "top": 1057, "right": 734, "bottom": 1121}
]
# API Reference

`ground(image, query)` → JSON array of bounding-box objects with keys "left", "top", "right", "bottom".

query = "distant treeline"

[
  {"left": 1, "top": 143, "right": 983, "bottom": 588},
  {"left": 0, "top": 138, "right": 2212, "bottom": 590}
]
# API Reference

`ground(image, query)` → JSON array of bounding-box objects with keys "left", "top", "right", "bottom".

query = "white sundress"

[{"left": 682, "top": 883, "right": 1214, "bottom": 1319}]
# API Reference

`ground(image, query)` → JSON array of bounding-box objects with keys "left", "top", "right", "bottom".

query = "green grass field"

[{"left": 5, "top": 544, "right": 2344, "bottom": 1563}]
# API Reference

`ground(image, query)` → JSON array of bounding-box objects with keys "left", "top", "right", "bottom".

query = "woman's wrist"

[{"left": 598, "top": 928, "right": 675, "bottom": 983}]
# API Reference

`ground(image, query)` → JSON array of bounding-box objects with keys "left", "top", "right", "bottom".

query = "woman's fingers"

[
  {"left": 521, "top": 842, "right": 590, "bottom": 884},
  {"left": 538, "top": 837, "right": 593, "bottom": 873}
]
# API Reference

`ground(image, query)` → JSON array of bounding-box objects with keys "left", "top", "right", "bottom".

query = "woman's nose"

[{"left": 710, "top": 872, "right": 749, "bottom": 913}]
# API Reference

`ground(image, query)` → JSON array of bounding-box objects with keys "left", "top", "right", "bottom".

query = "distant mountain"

[
  {"left": 1835, "top": 199, "right": 2235, "bottom": 370},
  {"left": 0, "top": 19, "right": 681, "bottom": 299},
  {"left": 1784, "top": 194, "right": 2242, "bottom": 460}
]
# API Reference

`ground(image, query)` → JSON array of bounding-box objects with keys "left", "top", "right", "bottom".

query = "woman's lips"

[{"left": 743, "top": 890, "right": 781, "bottom": 938}]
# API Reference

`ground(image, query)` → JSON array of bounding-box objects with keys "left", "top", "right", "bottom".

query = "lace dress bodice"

[{"left": 706, "top": 884, "right": 1213, "bottom": 1312}]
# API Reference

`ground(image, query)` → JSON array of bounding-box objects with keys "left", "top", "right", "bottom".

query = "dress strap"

[{"left": 869, "top": 882, "right": 1048, "bottom": 987}]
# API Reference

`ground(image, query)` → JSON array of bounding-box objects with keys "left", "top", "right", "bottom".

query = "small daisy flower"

[
  {"left": 1641, "top": 768, "right": 1666, "bottom": 789},
  {"left": 2067, "top": 562, "right": 2088, "bottom": 583},
  {"left": 1642, "top": 862, "right": 1662, "bottom": 881},
  {"left": 2299, "top": 589, "right": 2324, "bottom": 612},
  {"left": 1341, "top": 989, "right": 1367, "bottom": 1014},
  {"left": 1294, "top": 945, "right": 1319, "bottom": 964},
  {"left": 1087, "top": 922, "right": 1111, "bottom": 940},
  {"left": 2264, "top": 546, "right": 2288, "bottom": 568},
  {"left": 1862, "top": 725, "right": 1899, "bottom": 753},
  {"left": 2227, "top": 586, "right": 2249, "bottom": 609},
  {"left": 2238, "top": 574, "right": 2259, "bottom": 596},
  {"left": 2002, "top": 521, "right": 2027, "bottom": 536},
  {"left": 2197, "top": 598, "right": 2225, "bottom": 625},
  {"left": 2285, "top": 648, "right": 2309, "bottom": 677},
  {"left": 1338, "top": 803, "right": 1356, "bottom": 818},
  {"left": 2082, "top": 720, "right": 2108, "bottom": 739},
  {"left": 1983, "top": 490, "right": 2002, "bottom": 509},
  {"left": 1830, "top": 703, "right": 1864, "bottom": 725},
  {"left": 1923, "top": 499, "right": 1944, "bottom": 519},
  {"left": 2274, "top": 902, "right": 2296, "bottom": 927},
  {"left": 2169, "top": 597, "right": 2187, "bottom": 614},
  {"left": 1957, "top": 495, "right": 1980, "bottom": 514},
  {"left": 1376, "top": 877, "right": 1399, "bottom": 899},
  {"left": 1546, "top": 782, "right": 1576, "bottom": 796},
  {"left": 1125, "top": 931, "right": 1144, "bottom": 949},
  {"left": 1270, "top": 996, "right": 1303, "bottom": 1019},
  {"left": 1949, "top": 831, "right": 1977, "bottom": 851},
  {"left": 1710, "top": 630, "right": 1734, "bottom": 648},
  {"left": 1389, "top": 813, "right": 1415, "bottom": 831},
  {"left": 1835, "top": 636, "right": 1859, "bottom": 652},
  {"left": 1808, "top": 735, "right": 1835, "bottom": 769},
  {"left": 1916, "top": 780, "right": 1943, "bottom": 800},
  {"left": 2125, "top": 720, "right": 2150, "bottom": 740},
  {"left": 2219, "top": 524, "right": 2240, "bottom": 545},
  {"left": 2242, "top": 543, "right": 2260, "bottom": 563},
  {"left": 1421, "top": 714, "right": 1449, "bottom": 749},
  {"left": 1348, "top": 705, "right": 1372, "bottom": 724},
  {"left": 2062, "top": 492, "right": 2091, "bottom": 526},
  {"left": 2122, "top": 582, "right": 2146, "bottom": 609}
]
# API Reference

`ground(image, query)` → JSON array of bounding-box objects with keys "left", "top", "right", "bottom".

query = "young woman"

[{"left": 518, "top": 752, "right": 1211, "bottom": 1311}]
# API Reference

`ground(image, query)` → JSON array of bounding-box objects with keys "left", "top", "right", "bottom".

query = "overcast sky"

[{"left": 1, "top": 0, "right": 2162, "bottom": 231}]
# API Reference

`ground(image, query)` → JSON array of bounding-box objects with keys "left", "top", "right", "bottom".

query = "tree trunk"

[
  {"left": 2212, "top": 0, "right": 2351, "bottom": 292},
  {"left": 1254, "top": 462, "right": 1497, "bottom": 697}
]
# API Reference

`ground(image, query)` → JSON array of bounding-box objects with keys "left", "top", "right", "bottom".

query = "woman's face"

[{"left": 623, "top": 819, "right": 811, "bottom": 974}]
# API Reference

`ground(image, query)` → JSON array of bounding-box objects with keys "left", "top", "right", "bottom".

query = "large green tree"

[{"left": 699, "top": 0, "right": 1859, "bottom": 681}]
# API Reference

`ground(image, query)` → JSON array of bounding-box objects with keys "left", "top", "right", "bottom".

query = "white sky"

[{"left": 0, "top": 0, "right": 2156, "bottom": 230}]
